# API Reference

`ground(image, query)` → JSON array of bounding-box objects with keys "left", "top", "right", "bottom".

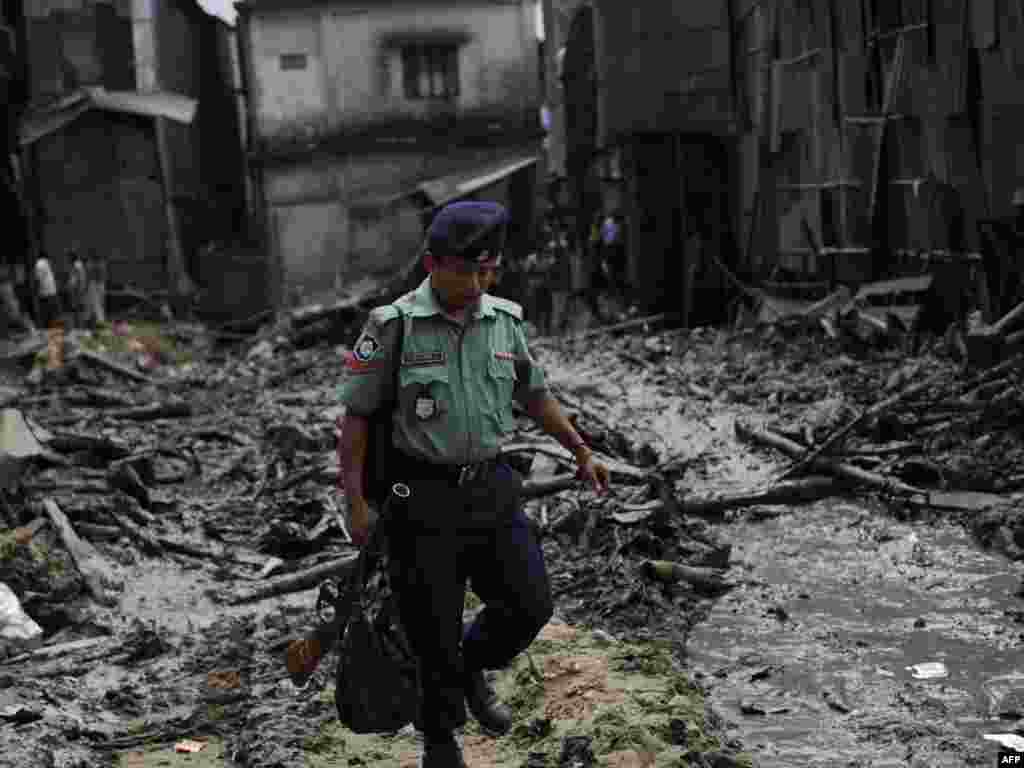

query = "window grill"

[{"left": 401, "top": 43, "right": 458, "bottom": 100}]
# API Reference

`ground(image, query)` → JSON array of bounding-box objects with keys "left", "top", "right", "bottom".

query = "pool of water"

[{"left": 688, "top": 502, "right": 1024, "bottom": 767}]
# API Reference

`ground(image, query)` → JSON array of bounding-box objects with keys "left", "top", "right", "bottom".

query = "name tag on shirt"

[
  {"left": 403, "top": 350, "right": 446, "bottom": 367},
  {"left": 494, "top": 351, "right": 515, "bottom": 361}
]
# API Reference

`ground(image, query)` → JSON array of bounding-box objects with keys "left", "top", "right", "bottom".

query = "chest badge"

[{"left": 414, "top": 395, "right": 438, "bottom": 420}]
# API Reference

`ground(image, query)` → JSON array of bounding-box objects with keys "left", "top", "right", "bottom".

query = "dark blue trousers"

[{"left": 385, "top": 458, "right": 554, "bottom": 735}]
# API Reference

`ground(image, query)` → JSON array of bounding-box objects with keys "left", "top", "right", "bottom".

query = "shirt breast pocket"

[
  {"left": 399, "top": 366, "right": 451, "bottom": 426},
  {"left": 486, "top": 357, "right": 518, "bottom": 432}
]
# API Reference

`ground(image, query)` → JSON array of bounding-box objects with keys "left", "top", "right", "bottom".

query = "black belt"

[{"left": 394, "top": 450, "right": 501, "bottom": 488}]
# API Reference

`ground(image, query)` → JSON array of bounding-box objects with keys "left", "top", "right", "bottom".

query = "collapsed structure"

[{"left": 541, "top": 0, "right": 1024, "bottom": 327}]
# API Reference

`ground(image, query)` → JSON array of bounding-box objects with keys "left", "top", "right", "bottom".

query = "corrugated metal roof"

[
  {"left": 20, "top": 87, "right": 197, "bottom": 146},
  {"left": 417, "top": 154, "right": 537, "bottom": 207},
  {"left": 91, "top": 89, "right": 197, "bottom": 123}
]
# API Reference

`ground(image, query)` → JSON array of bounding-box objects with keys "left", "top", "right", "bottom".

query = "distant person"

[
  {"left": 85, "top": 251, "right": 107, "bottom": 327},
  {"left": 600, "top": 214, "right": 619, "bottom": 252},
  {"left": 547, "top": 222, "right": 572, "bottom": 334},
  {"left": 67, "top": 252, "right": 88, "bottom": 328},
  {"left": 588, "top": 214, "right": 603, "bottom": 291},
  {"left": 11, "top": 264, "right": 33, "bottom": 332},
  {"left": 581, "top": 214, "right": 608, "bottom": 322},
  {"left": 0, "top": 263, "right": 35, "bottom": 334},
  {"left": 601, "top": 213, "right": 629, "bottom": 309},
  {"left": 34, "top": 252, "right": 60, "bottom": 329}
]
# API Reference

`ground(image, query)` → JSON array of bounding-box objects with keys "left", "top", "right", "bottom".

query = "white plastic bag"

[
  {"left": 906, "top": 661, "right": 948, "bottom": 680},
  {"left": 0, "top": 582, "right": 43, "bottom": 655}
]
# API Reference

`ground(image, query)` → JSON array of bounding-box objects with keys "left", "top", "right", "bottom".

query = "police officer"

[{"left": 337, "top": 201, "right": 610, "bottom": 768}]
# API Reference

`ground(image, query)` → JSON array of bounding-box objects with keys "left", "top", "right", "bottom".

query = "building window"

[
  {"left": 402, "top": 43, "right": 458, "bottom": 100},
  {"left": 279, "top": 53, "right": 308, "bottom": 71}
]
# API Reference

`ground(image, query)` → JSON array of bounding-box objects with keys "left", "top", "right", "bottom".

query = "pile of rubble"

[
  {"left": 745, "top": 273, "right": 1024, "bottom": 370},
  {"left": 0, "top": 310, "right": 753, "bottom": 767},
  {"left": 540, "top": 311, "right": 1024, "bottom": 563},
  {"left": 0, "top": 284, "right": 1021, "bottom": 765}
]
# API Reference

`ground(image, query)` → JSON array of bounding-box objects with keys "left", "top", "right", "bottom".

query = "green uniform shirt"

[{"left": 338, "top": 277, "right": 548, "bottom": 464}]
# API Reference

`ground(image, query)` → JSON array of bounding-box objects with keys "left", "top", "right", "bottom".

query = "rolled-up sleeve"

[
  {"left": 511, "top": 321, "right": 548, "bottom": 407},
  {"left": 336, "top": 311, "right": 400, "bottom": 416}
]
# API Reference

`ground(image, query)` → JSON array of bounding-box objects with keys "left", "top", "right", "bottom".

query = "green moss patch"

[
  {"left": 0, "top": 529, "right": 64, "bottom": 580},
  {"left": 299, "top": 619, "right": 751, "bottom": 768}
]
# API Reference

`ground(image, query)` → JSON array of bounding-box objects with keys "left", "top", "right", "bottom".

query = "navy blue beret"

[{"left": 426, "top": 201, "right": 510, "bottom": 262}]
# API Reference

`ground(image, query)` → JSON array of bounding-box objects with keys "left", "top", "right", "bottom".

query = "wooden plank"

[
  {"left": 835, "top": 0, "right": 865, "bottom": 50},
  {"left": 888, "top": 31, "right": 932, "bottom": 117},
  {"left": 0, "top": 636, "right": 115, "bottom": 667},
  {"left": 770, "top": 59, "right": 784, "bottom": 153},
  {"left": 777, "top": 179, "right": 864, "bottom": 190},
  {"left": 844, "top": 115, "right": 910, "bottom": 124},
  {"left": 838, "top": 50, "right": 870, "bottom": 125},
  {"left": 813, "top": 0, "right": 834, "bottom": 50},
  {"left": 737, "top": 419, "right": 926, "bottom": 495},
  {"left": 42, "top": 498, "right": 120, "bottom": 606},
  {"left": 777, "top": 47, "right": 824, "bottom": 67},
  {"left": 739, "top": 422, "right": 1003, "bottom": 513},
  {"left": 971, "top": 0, "right": 997, "bottom": 50},
  {"left": 734, "top": 0, "right": 769, "bottom": 21},
  {"left": 859, "top": 304, "right": 923, "bottom": 331},
  {"left": 867, "top": 33, "right": 907, "bottom": 247},
  {"left": 854, "top": 274, "right": 934, "bottom": 299},
  {"left": 780, "top": 247, "right": 872, "bottom": 255},
  {"left": 76, "top": 349, "right": 158, "bottom": 386},
  {"left": 226, "top": 552, "right": 360, "bottom": 605},
  {"left": 870, "top": 22, "right": 930, "bottom": 41},
  {"left": 927, "top": 490, "right": 1006, "bottom": 512}
]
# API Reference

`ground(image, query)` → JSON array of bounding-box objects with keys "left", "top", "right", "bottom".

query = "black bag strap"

[
  {"left": 348, "top": 516, "right": 389, "bottom": 610},
  {"left": 373, "top": 305, "right": 406, "bottom": 427},
  {"left": 391, "top": 310, "right": 406, "bottom": 411}
]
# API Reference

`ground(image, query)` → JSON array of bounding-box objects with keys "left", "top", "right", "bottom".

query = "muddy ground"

[{"left": 0, "top": 314, "right": 1022, "bottom": 767}]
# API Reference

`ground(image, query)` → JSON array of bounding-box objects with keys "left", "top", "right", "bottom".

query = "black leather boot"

[
  {"left": 419, "top": 736, "right": 467, "bottom": 768},
  {"left": 464, "top": 668, "right": 512, "bottom": 735}
]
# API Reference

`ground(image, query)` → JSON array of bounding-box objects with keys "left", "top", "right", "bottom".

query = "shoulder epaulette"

[
  {"left": 488, "top": 295, "right": 523, "bottom": 321},
  {"left": 368, "top": 304, "right": 403, "bottom": 326}
]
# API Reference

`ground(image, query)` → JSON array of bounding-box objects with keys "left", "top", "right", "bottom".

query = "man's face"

[{"left": 428, "top": 252, "right": 503, "bottom": 310}]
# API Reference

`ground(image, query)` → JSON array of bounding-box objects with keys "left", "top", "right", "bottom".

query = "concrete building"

[
  {"left": 14, "top": 0, "right": 251, "bottom": 316},
  {"left": 236, "top": 0, "right": 544, "bottom": 307}
]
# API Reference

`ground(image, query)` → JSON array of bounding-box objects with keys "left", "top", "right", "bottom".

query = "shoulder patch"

[
  {"left": 488, "top": 295, "right": 523, "bottom": 321},
  {"left": 352, "top": 332, "right": 381, "bottom": 362}
]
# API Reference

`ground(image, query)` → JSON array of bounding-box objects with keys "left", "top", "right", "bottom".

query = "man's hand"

[
  {"left": 347, "top": 495, "right": 371, "bottom": 547},
  {"left": 525, "top": 392, "right": 611, "bottom": 495},
  {"left": 575, "top": 448, "right": 610, "bottom": 495}
]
